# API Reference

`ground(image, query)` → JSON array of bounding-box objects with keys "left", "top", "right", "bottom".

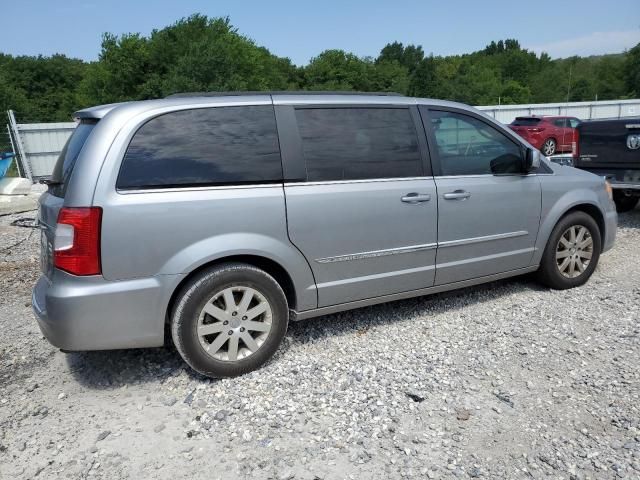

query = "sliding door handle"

[
  {"left": 401, "top": 193, "right": 431, "bottom": 204},
  {"left": 443, "top": 190, "right": 471, "bottom": 200}
]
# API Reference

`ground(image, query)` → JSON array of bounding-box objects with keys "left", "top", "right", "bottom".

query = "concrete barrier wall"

[
  {"left": 17, "top": 122, "right": 76, "bottom": 179},
  {"left": 477, "top": 99, "right": 640, "bottom": 124}
]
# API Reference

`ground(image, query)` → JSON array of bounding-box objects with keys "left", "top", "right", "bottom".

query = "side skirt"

[{"left": 290, "top": 265, "right": 539, "bottom": 321}]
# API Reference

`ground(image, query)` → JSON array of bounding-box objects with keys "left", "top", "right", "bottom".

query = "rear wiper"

[{"left": 39, "top": 178, "right": 62, "bottom": 186}]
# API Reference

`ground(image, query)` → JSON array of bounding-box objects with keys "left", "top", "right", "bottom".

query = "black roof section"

[{"left": 166, "top": 91, "right": 405, "bottom": 98}]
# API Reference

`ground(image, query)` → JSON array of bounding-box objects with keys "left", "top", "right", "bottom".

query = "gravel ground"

[{"left": 1, "top": 207, "right": 639, "bottom": 480}]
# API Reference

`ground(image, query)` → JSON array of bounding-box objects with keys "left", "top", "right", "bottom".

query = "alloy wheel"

[
  {"left": 197, "top": 286, "right": 273, "bottom": 361},
  {"left": 555, "top": 225, "right": 593, "bottom": 278},
  {"left": 542, "top": 139, "right": 556, "bottom": 156}
]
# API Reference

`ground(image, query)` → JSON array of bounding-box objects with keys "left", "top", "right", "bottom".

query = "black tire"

[
  {"left": 537, "top": 211, "right": 601, "bottom": 290},
  {"left": 171, "top": 263, "right": 289, "bottom": 378},
  {"left": 541, "top": 138, "right": 556, "bottom": 156},
  {"left": 613, "top": 192, "right": 639, "bottom": 213}
]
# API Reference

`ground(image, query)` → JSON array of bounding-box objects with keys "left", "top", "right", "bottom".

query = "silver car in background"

[{"left": 33, "top": 92, "right": 617, "bottom": 378}]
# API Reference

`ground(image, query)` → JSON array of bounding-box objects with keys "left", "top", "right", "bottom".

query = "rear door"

[
  {"left": 567, "top": 118, "right": 581, "bottom": 154},
  {"left": 278, "top": 102, "right": 438, "bottom": 307},
  {"left": 554, "top": 118, "right": 573, "bottom": 151},
  {"left": 421, "top": 106, "right": 541, "bottom": 285}
]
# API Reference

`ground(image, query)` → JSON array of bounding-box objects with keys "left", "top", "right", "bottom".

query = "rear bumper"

[{"left": 32, "top": 272, "right": 181, "bottom": 351}]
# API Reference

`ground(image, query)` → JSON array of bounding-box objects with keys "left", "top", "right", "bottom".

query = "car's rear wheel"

[
  {"left": 613, "top": 191, "right": 639, "bottom": 213},
  {"left": 171, "top": 263, "right": 289, "bottom": 378},
  {"left": 537, "top": 211, "right": 601, "bottom": 289},
  {"left": 541, "top": 138, "right": 556, "bottom": 156}
]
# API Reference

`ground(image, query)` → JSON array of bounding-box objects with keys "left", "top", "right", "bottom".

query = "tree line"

[{"left": 1, "top": 14, "right": 640, "bottom": 124}]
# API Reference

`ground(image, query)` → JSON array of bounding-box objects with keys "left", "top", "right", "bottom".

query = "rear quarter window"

[
  {"left": 49, "top": 119, "right": 98, "bottom": 197},
  {"left": 117, "top": 105, "right": 282, "bottom": 189}
]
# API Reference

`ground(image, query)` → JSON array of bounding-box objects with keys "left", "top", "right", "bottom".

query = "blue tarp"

[{"left": 0, "top": 152, "right": 15, "bottom": 178}]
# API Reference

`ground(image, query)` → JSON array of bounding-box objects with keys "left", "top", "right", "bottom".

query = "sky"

[{"left": 1, "top": 0, "right": 639, "bottom": 65}]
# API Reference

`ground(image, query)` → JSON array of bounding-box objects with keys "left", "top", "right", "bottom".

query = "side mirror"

[
  {"left": 490, "top": 154, "right": 524, "bottom": 174},
  {"left": 525, "top": 148, "right": 542, "bottom": 172}
]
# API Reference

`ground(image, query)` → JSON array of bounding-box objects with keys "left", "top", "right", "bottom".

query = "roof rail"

[{"left": 166, "top": 91, "right": 405, "bottom": 98}]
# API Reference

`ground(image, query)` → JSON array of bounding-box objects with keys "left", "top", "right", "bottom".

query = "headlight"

[{"left": 604, "top": 180, "right": 613, "bottom": 201}]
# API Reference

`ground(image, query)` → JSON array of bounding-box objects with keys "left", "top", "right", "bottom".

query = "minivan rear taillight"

[{"left": 54, "top": 207, "right": 102, "bottom": 276}]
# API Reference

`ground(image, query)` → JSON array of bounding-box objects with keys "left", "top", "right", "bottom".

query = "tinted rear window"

[
  {"left": 511, "top": 117, "right": 541, "bottom": 126},
  {"left": 49, "top": 119, "right": 97, "bottom": 197},
  {"left": 117, "top": 105, "right": 282, "bottom": 189},
  {"left": 295, "top": 107, "right": 422, "bottom": 181}
]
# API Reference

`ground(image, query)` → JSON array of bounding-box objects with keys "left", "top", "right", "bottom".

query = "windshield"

[{"left": 49, "top": 119, "right": 98, "bottom": 197}]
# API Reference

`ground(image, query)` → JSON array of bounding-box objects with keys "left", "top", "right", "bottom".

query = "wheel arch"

[
  {"left": 561, "top": 204, "right": 605, "bottom": 247},
  {"left": 165, "top": 254, "right": 300, "bottom": 325},
  {"left": 533, "top": 196, "right": 607, "bottom": 265}
]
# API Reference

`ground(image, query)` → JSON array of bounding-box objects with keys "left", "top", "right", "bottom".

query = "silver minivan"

[{"left": 33, "top": 92, "right": 617, "bottom": 378}]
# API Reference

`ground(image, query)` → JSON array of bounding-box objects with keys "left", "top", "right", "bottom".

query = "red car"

[{"left": 508, "top": 116, "right": 580, "bottom": 156}]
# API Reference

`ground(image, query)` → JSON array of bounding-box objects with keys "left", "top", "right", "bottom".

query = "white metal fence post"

[
  {"left": 7, "top": 110, "right": 33, "bottom": 182},
  {"left": 5, "top": 124, "right": 24, "bottom": 177}
]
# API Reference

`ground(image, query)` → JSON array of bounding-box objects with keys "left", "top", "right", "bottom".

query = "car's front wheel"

[
  {"left": 171, "top": 263, "right": 289, "bottom": 378},
  {"left": 537, "top": 211, "right": 602, "bottom": 289}
]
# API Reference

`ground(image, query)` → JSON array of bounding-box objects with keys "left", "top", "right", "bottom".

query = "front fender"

[{"left": 532, "top": 186, "right": 605, "bottom": 265}]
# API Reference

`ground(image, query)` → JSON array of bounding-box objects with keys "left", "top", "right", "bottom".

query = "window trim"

[
  {"left": 284, "top": 176, "right": 434, "bottom": 187},
  {"left": 420, "top": 105, "right": 529, "bottom": 178},
  {"left": 115, "top": 104, "right": 284, "bottom": 191},
  {"left": 116, "top": 183, "right": 284, "bottom": 195},
  {"left": 278, "top": 104, "right": 432, "bottom": 183}
]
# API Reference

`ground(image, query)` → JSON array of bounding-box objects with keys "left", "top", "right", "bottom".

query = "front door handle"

[
  {"left": 401, "top": 192, "right": 431, "bottom": 204},
  {"left": 443, "top": 190, "right": 471, "bottom": 200}
]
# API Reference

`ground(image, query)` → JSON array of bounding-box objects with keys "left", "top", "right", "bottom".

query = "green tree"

[
  {"left": 304, "top": 50, "right": 374, "bottom": 91},
  {"left": 1, "top": 53, "right": 86, "bottom": 121},
  {"left": 0, "top": 18, "right": 638, "bottom": 125},
  {"left": 378, "top": 42, "right": 424, "bottom": 73},
  {"left": 79, "top": 33, "right": 150, "bottom": 104},
  {"left": 79, "top": 15, "right": 297, "bottom": 103},
  {"left": 594, "top": 55, "right": 626, "bottom": 100},
  {"left": 408, "top": 56, "right": 439, "bottom": 97},
  {"left": 624, "top": 42, "right": 640, "bottom": 96},
  {"left": 500, "top": 80, "right": 531, "bottom": 104},
  {"left": 369, "top": 60, "right": 410, "bottom": 93}
]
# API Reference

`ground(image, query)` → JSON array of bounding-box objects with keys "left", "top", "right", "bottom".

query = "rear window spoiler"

[{"left": 74, "top": 102, "right": 129, "bottom": 120}]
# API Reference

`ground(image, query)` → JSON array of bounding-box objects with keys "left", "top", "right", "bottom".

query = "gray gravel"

[{"left": 1, "top": 207, "right": 639, "bottom": 479}]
